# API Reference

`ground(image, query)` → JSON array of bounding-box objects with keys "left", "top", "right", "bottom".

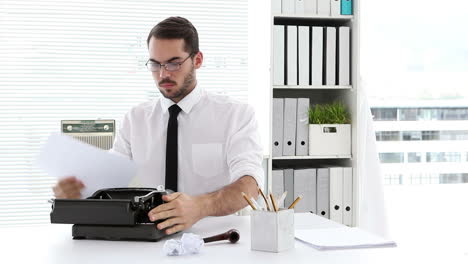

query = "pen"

[
  {"left": 269, "top": 193, "right": 278, "bottom": 212},
  {"left": 258, "top": 188, "right": 271, "bottom": 211},
  {"left": 288, "top": 195, "right": 303, "bottom": 209},
  {"left": 241, "top": 192, "right": 257, "bottom": 210}
]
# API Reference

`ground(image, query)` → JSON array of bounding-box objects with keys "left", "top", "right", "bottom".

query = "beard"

[{"left": 158, "top": 65, "right": 195, "bottom": 100}]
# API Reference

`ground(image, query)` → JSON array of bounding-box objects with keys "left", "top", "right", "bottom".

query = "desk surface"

[{"left": 0, "top": 213, "right": 464, "bottom": 264}]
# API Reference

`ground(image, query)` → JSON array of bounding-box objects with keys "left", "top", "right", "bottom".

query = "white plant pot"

[{"left": 308, "top": 124, "right": 351, "bottom": 156}]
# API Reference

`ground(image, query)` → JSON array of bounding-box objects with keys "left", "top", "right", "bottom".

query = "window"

[
  {"left": 371, "top": 108, "right": 398, "bottom": 121},
  {"left": 399, "top": 108, "right": 419, "bottom": 121},
  {"left": 384, "top": 174, "right": 403, "bottom": 185},
  {"left": 426, "top": 152, "right": 461, "bottom": 163},
  {"left": 407, "top": 152, "right": 422, "bottom": 163},
  {"left": 440, "top": 131, "right": 468, "bottom": 140},
  {"left": 408, "top": 173, "right": 440, "bottom": 184},
  {"left": 0, "top": 0, "right": 249, "bottom": 226},
  {"left": 375, "top": 131, "right": 400, "bottom": 141},
  {"left": 426, "top": 152, "right": 445, "bottom": 162},
  {"left": 381, "top": 107, "right": 468, "bottom": 121},
  {"left": 363, "top": 0, "right": 468, "bottom": 257},
  {"left": 419, "top": 108, "right": 438, "bottom": 121},
  {"left": 379, "top": 153, "right": 404, "bottom": 163},
  {"left": 402, "top": 131, "right": 422, "bottom": 141},
  {"left": 375, "top": 130, "right": 468, "bottom": 141},
  {"left": 421, "top": 131, "right": 440, "bottom": 140},
  {"left": 446, "top": 152, "right": 462, "bottom": 162},
  {"left": 440, "top": 108, "right": 468, "bottom": 120},
  {"left": 439, "top": 173, "right": 468, "bottom": 184}
]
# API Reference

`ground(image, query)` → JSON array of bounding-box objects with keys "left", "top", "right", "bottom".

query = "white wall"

[{"left": 248, "top": 0, "right": 271, "bottom": 156}]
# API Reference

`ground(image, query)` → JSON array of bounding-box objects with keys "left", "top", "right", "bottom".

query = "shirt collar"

[{"left": 160, "top": 84, "right": 203, "bottom": 114}]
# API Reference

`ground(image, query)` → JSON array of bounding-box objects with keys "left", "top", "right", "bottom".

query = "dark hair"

[{"left": 147, "top": 16, "right": 199, "bottom": 55}]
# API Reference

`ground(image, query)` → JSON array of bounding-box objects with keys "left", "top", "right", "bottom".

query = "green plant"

[{"left": 308, "top": 102, "right": 351, "bottom": 124}]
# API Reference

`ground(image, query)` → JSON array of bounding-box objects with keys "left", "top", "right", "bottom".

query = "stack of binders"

[
  {"left": 273, "top": 25, "right": 351, "bottom": 87},
  {"left": 272, "top": 0, "right": 353, "bottom": 16},
  {"left": 272, "top": 167, "right": 353, "bottom": 226},
  {"left": 272, "top": 98, "right": 310, "bottom": 157}
]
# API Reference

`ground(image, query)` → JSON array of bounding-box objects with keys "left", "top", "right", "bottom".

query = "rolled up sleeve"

[{"left": 226, "top": 105, "right": 265, "bottom": 190}]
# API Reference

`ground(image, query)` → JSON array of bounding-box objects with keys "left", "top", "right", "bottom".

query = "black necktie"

[{"left": 165, "top": 104, "right": 182, "bottom": 192}]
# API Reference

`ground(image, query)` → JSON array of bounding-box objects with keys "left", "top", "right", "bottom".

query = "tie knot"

[{"left": 168, "top": 104, "right": 182, "bottom": 116}]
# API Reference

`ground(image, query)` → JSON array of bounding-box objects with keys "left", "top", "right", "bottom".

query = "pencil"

[
  {"left": 278, "top": 191, "right": 288, "bottom": 208},
  {"left": 288, "top": 195, "right": 303, "bottom": 209},
  {"left": 270, "top": 193, "right": 278, "bottom": 212},
  {"left": 258, "top": 187, "right": 271, "bottom": 211},
  {"left": 250, "top": 197, "right": 261, "bottom": 211},
  {"left": 241, "top": 192, "right": 257, "bottom": 210}
]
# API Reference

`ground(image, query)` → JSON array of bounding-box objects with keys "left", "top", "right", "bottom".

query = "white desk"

[{"left": 0, "top": 213, "right": 463, "bottom": 264}]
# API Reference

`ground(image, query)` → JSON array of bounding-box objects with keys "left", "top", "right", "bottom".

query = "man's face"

[{"left": 148, "top": 37, "right": 203, "bottom": 103}]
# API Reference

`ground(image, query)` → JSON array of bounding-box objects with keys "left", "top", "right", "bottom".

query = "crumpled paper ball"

[
  {"left": 180, "top": 233, "right": 204, "bottom": 253},
  {"left": 163, "top": 233, "right": 204, "bottom": 256},
  {"left": 163, "top": 239, "right": 185, "bottom": 256}
]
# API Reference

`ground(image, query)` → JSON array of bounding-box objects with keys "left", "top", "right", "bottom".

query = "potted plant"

[{"left": 308, "top": 102, "right": 351, "bottom": 156}]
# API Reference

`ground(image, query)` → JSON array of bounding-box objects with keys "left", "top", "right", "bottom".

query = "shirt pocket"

[{"left": 191, "top": 143, "right": 224, "bottom": 178}]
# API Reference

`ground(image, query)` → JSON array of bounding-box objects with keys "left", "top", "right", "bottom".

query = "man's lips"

[{"left": 160, "top": 83, "right": 175, "bottom": 88}]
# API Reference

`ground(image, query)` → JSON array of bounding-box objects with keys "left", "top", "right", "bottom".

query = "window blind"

[{"left": 0, "top": 0, "right": 248, "bottom": 226}]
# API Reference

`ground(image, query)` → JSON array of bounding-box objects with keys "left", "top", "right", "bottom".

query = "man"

[{"left": 53, "top": 17, "right": 264, "bottom": 235}]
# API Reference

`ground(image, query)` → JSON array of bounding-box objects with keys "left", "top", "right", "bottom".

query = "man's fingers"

[
  {"left": 156, "top": 217, "right": 183, "bottom": 230},
  {"left": 63, "top": 192, "right": 81, "bottom": 199},
  {"left": 59, "top": 183, "right": 83, "bottom": 195},
  {"left": 162, "top": 192, "right": 181, "bottom": 202},
  {"left": 58, "top": 176, "right": 78, "bottom": 186},
  {"left": 165, "top": 224, "right": 185, "bottom": 235},
  {"left": 53, "top": 188, "right": 80, "bottom": 199},
  {"left": 53, "top": 185, "right": 68, "bottom": 198},
  {"left": 148, "top": 201, "right": 176, "bottom": 215},
  {"left": 57, "top": 177, "right": 82, "bottom": 190},
  {"left": 75, "top": 179, "right": 85, "bottom": 188},
  {"left": 149, "top": 208, "right": 177, "bottom": 222},
  {"left": 54, "top": 176, "right": 84, "bottom": 199}
]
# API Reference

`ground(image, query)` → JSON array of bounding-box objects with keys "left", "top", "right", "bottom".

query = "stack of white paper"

[
  {"left": 295, "top": 227, "right": 397, "bottom": 250},
  {"left": 36, "top": 133, "right": 136, "bottom": 197}
]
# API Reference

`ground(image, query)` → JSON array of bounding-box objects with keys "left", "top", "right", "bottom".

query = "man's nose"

[{"left": 159, "top": 66, "right": 170, "bottom": 78}]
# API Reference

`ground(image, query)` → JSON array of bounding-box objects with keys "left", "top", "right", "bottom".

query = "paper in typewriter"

[{"left": 36, "top": 133, "right": 137, "bottom": 197}]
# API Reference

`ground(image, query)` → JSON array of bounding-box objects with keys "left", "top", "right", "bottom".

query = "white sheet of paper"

[
  {"left": 295, "top": 227, "right": 397, "bottom": 250},
  {"left": 36, "top": 133, "right": 137, "bottom": 197}
]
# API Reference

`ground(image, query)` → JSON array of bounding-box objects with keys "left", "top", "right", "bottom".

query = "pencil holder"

[{"left": 250, "top": 209, "right": 294, "bottom": 252}]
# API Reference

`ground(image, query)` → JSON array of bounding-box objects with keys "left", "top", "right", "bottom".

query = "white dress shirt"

[{"left": 110, "top": 85, "right": 264, "bottom": 196}]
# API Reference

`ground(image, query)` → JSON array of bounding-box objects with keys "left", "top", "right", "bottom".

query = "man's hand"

[
  {"left": 52, "top": 176, "right": 85, "bottom": 199},
  {"left": 147, "top": 176, "right": 258, "bottom": 235},
  {"left": 147, "top": 192, "right": 207, "bottom": 235}
]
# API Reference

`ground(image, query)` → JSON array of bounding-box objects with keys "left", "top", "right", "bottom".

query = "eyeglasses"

[{"left": 145, "top": 54, "right": 193, "bottom": 72}]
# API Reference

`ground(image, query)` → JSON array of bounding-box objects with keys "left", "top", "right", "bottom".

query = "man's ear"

[{"left": 193, "top": 51, "right": 203, "bottom": 69}]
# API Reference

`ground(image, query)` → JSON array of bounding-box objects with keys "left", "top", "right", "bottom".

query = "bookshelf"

[
  {"left": 273, "top": 14, "right": 354, "bottom": 20},
  {"left": 268, "top": 0, "right": 360, "bottom": 227},
  {"left": 273, "top": 155, "right": 352, "bottom": 160},
  {"left": 274, "top": 85, "right": 352, "bottom": 90}
]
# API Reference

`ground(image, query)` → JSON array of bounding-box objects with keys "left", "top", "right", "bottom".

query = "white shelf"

[
  {"left": 273, "top": 155, "right": 352, "bottom": 160},
  {"left": 269, "top": 1, "right": 360, "bottom": 227},
  {"left": 273, "top": 14, "right": 354, "bottom": 20},
  {"left": 273, "top": 85, "right": 352, "bottom": 90}
]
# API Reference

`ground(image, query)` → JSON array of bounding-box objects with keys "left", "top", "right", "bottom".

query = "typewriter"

[{"left": 50, "top": 186, "right": 173, "bottom": 241}]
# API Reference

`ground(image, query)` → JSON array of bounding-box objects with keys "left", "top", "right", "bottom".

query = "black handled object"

[{"left": 203, "top": 229, "right": 240, "bottom": 244}]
